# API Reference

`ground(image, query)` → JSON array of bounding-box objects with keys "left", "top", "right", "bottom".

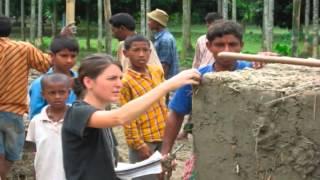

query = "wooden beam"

[{"left": 218, "top": 52, "right": 320, "bottom": 67}]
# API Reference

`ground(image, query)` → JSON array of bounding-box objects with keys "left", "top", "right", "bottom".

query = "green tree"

[
  {"left": 5, "top": 0, "right": 9, "bottom": 17},
  {"left": 291, "top": 0, "right": 301, "bottom": 57},
  {"left": 232, "top": 0, "right": 236, "bottom": 21},
  {"left": 302, "top": 0, "right": 311, "bottom": 56},
  {"left": 312, "top": 0, "right": 319, "bottom": 58},
  {"left": 222, "top": 0, "right": 228, "bottom": 19},
  {"left": 20, "top": 0, "right": 25, "bottom": 40},
  {"left": 104, "top": 0, "right": 112, "bottom": 53},
  {"left": 97, "top": 0, "right": 103, "bottom": 52},
  {"left": 30, "top": 0, "right": 36, "bottom": 44},
  {"left": 181, "top": 0, "right": 192, "bottom": 61},
  {"left": 0, "top": 0, "right": 3, "bottom": 16},
  {"left": 36, "top": 0, "right": 43, "bottom": 47}
]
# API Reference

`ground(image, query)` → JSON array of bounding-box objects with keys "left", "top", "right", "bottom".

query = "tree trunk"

[
  {"left": 66, "top": 0, "right": 75, "bottom": 26},
  {"left": 262, "top": 0, "right": 268, "bottom": 50},
  {"left": 267, "top": 0, "right": 274, "bottom": 51},
  {"left": 182, "top": 0, "right": 192, "bottom": 61},
  {"left": 217, "top": 0, "right": 222, "bottom": 16},
  {"left": 303, "top": 0, "right": 311, "bottom": 56},
  {"left": 97, "top": 0, "right": 103, "bottom": 52},
  {"left": 86, "top": 0, "right": 91, "bottom": 50},
  {"left": 291, "top": 0, "right": 301, "bottom": 57},
  {"left": 30, "top": 0, "right": 36, "bottom": 44},
  {"left": 222, "top": 0, "right": 228, "bottom": 19},
  {"left": 140, "top": 0, "right": 146, "bottom": 36},
  {"left": 51, "top": 1, "right": 57, "bottom": 37},
  {"left": 146, "top": 0, "right": 151, "bottom": 39},
  {"left": 36, "top": 0, "right": 43, "bottom": 47},
  {"left": 21, "top": 0, "right": 25, "bottom": 40},
  {"left": 312, "top": 0, "right": 319, "bottom": 58},
  {"left": 104, "top": 0, "right": 112, "bottom": 54},
  {"left": 232, "top": 0, "right": 236, "bottom": 21},
  {"left": 0, "top": 0, "right": 3, "bottom": 16},
  {"left": 5, "top": 0, "right": 9, "bottom": 17}
]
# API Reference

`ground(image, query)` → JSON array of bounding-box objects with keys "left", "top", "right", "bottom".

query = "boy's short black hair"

[
  {"left": 109, "top": 13, "right": 136, "bottom": 31},
  {"left": 124, "top": 34, "right": 150, "bottom": 50},
  {"left": 206, "top": 20, "right": 243, "bottom": 43},
  {"left": 205, "top": 12, "right": 222, "bottom": 24},
  {"left": 41, "top": 73, "right": 71, "bottom": 90},
  {"left": 0, "top": 16, "right": 11, "bottom": 37},
  {"left": 49, "top": 35, "right": 79, "bottom": 54}
]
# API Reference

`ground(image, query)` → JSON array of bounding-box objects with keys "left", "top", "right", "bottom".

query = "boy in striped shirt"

[
  {"left": 0, "top": 16, "right": 51, "bottom": 179},
  {"left": 120, "top": 35, "right": 167, "bottom": 180}
]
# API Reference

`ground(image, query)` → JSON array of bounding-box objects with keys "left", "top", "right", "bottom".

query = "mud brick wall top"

[{"left": 192, "top": 64, "right": 320, "bottom": 180}]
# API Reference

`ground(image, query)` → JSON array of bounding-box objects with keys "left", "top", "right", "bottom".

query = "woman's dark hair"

[
  {"left": 74, "top": 54, "right": 122, "bottom": 97},
  {"left": 206, "top": 20, "right": 243, "bottom": 43},
  {"left": 73, "top": 77, "right": 84, "bottom": 100},
  {"left": 49, "top": 35, "right": 79, "bottom": 54},
  {"left": 0, "top": 16, "right": 11, "bottom": 37}
]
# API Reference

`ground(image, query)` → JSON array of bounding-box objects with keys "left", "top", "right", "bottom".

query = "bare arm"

[
  {"left": 161, "top": 111, "right": 185, "bottom": 155},
  {"left": 87, "top": 69, "right": 200, "bottom": 128}
]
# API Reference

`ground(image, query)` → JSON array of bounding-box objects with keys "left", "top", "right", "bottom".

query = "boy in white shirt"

[{"left": 26, "top": 73, "right": 71, "bottom": 180}]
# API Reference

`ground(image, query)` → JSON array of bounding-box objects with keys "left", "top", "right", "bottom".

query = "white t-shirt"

[{"left": 26, "top": 105, "right": 66, "bottom": 180}]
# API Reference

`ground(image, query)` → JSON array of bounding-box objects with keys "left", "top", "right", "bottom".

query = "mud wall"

[{"left": 192, "top": 64, "right": 320, "bottom": 180}]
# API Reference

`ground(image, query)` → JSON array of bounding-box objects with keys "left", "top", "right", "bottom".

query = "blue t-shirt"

[
  {"left": 168, "top": 61, "right": 252, "bottom": 115},
  {"left": 28, "top": 68, "right": 77, "bottom": 119}
]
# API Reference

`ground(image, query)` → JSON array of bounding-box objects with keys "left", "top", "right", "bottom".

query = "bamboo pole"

[
  {"left": 218, "top": 52, "right": 320, "bottom": 67},
  {"left": 66, "top": 0, "right": 75, "bottom": 25}
]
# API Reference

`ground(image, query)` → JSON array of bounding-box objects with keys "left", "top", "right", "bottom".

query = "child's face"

[
  {"left": 124, "top": 41, "right": 151, "bottom": 70},
  {"left": 42, "top": 82, "right": 69, "bottom": 109},
  {"left": 85, "top": 64, "right": 123, "bottom": 103},
  {"left": 51, "top": 49, "right": 77, "bottom": 73},
  {"left": 206, "top": 34, "right": 243, "bottom": 67}
]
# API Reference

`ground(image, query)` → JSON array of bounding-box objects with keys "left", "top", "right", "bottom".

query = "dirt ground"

[{"left": 113, "top": 126, "right": 193, "bottom": 180}]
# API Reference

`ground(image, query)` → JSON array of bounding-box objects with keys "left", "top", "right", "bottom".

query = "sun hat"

[{"left": 147, "top": 9, "right": 169, "bottom": 27}]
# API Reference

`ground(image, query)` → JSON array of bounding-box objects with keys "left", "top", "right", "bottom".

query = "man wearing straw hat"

[{"left": 147, "top": 9, "right": 179, "bottom": 80}]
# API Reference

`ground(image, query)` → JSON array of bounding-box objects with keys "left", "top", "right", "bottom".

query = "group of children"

[
  {"left": 19, "top": 12, "right": 267, "bottom": 180},
  {"left": 24, "top": 26, "right": 194, "bottom": 180}
]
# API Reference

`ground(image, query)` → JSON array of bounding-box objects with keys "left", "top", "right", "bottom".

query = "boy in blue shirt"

[
  {"left": 29, "top": 35, "right": 79, "bottom": 119},
  {"left": 160, "top": 20, "right": 266, "bottom": 179}
]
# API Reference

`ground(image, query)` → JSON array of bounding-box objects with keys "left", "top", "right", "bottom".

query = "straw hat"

[{"left": 147, "top": 9, "right": 169, "bottom": 27}]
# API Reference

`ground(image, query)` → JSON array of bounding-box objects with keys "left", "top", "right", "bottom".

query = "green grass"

[{"left": 11, "top": 24, "right": 304, "bottom": 69}]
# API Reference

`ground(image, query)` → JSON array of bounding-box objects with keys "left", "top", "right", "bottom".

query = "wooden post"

[
  {"left": 66, "top": 0, "right": 75, "bottom": 25},
  {"left": 104, "top": 0, "right": 112, "bottom": 54}
]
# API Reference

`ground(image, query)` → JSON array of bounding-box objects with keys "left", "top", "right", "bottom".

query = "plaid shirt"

[{"left": 120, "top": 65, "right": 168, "bottom": 149}]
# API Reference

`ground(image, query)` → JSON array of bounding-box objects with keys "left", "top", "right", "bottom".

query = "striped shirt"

[
  {"left": 0, "top": 38, "right": 51, "bottom": 115},
  {"left": 120, "top": 65, "right": 168, "bottom": 149}
]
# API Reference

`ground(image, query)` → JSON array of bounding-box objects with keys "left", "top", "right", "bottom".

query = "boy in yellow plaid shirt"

[{"left": 120, "top": 34, "right": 167, "bottom": 180}]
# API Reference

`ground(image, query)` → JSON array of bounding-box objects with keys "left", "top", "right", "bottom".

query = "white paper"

[{"left": 115, "top": 151, "right": 162, "bottom": 180}]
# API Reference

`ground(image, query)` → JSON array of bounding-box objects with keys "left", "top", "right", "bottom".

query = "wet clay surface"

[{"left": 192, "top": 64, "right": 320, "bottom": 180}]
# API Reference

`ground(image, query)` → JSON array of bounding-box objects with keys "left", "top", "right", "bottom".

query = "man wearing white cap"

[{"left": 147, "top": 9, "right": 179, "bottom": 80}]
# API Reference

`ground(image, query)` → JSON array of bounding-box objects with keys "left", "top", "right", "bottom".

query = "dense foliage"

[{"left": 4, "top": 0, "right": 313, "bottom": 28}]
